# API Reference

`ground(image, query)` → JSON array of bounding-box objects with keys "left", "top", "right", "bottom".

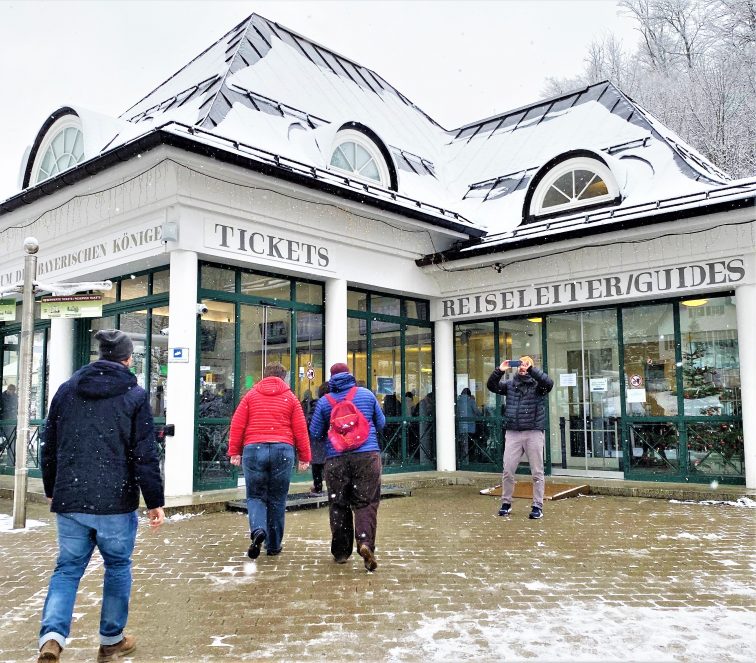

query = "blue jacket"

[
  {"left": 486, "top": 366, "right": 554, "bottom": 431},
  {"left": 309, "top": 372, "right": 385, "bottom": 458},
  {"left": 41, "top": 360, "right": 165, "bottom": 514}
]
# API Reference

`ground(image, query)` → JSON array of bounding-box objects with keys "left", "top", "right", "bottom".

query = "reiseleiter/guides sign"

[{"left": 439, "top": 258, "right": 746, "bottom": 320}]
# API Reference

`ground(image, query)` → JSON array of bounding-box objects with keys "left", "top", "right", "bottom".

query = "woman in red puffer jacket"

[{"left": 228, "top": 362, "right": 310, "bottom": 559}]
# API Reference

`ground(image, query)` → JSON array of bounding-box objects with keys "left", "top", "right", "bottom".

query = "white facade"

[{"left": 1, "top": 13, "right": 754, "bottom": 493}]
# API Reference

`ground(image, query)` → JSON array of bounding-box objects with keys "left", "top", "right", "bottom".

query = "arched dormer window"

[
  {"left": 30, "top": 114, "right": 84, "bottom": 185},
  {"left": 529, "top": 156, "right": 619, "bottom": 218},
  {"left": 329, "top": 128, "right": 391, "bottom": 188}
]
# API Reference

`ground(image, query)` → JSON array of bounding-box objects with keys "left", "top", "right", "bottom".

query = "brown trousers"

[{"left": 324, "top": 451, "right": 382, "bottom": 558}]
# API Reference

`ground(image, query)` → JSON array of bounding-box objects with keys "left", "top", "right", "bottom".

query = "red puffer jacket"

[{"left": 227, "top": 376, "right": 311, "bottom": 462}]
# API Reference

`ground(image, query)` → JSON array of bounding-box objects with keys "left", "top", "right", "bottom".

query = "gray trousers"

[{"left": 501, "top": 429, "right": 545, "bottom": 509}]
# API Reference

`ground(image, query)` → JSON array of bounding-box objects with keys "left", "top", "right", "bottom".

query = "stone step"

[{"left": 227, "top": 484, "right": 412, "bottom": 512}]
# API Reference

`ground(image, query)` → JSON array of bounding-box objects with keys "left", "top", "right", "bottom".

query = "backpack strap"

[
  {"left": 344, "top": 386, "right": 358, "bottom": 402},
  {"left": 325, "top": 394, "right": 337, "bottom": 407}
]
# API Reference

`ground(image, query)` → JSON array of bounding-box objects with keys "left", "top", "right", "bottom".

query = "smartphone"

[{"left": 508, "top": 360, "right": 522, "bottom": 367}]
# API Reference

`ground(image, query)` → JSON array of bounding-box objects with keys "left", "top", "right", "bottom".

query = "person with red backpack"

[{"left": 308, "top": 362, "right": 386, "bottom": 571}]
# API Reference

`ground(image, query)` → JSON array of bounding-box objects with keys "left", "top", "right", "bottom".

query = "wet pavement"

[{"left": 0, "top": 484, "right": 754, "bottom": 662}]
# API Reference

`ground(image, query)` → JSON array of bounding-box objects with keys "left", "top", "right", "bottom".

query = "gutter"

[{"left": 1, "top": 127, "right": 486, "bottom": 239}]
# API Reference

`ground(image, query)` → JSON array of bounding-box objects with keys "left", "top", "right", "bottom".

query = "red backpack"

[{"left": 325, "top": 386, "right": 371, "bottom": 452}]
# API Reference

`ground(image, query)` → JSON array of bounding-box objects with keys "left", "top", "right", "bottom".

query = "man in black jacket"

[
  {"left": 37, "top": 330, "right": 165, "bottom": 663},
  {"left": 487, "top": 355, "right": 553, "bottom": 520}
]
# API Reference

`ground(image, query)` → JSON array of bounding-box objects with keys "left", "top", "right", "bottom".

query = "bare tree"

[{"left": 541, "top": 0, "right": 756, "bottom": 178}]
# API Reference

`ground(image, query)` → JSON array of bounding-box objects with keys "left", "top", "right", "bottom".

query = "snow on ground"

[
  {"left": 380, "top": 605, "right": 756, "bottom": 662},
  {"left": 0, "top": 514, "right": 47, "bottom": 533},
  {"left": 669, "top": 497, "right": 756, "bottom": 508}
]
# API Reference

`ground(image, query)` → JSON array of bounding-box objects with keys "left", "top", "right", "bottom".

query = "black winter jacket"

[
  {"left": 486, "top": 366, "right": 554, "bottom": 431},
  {"left": 41, "top": 360, "right": 164, "bottom": 514}
]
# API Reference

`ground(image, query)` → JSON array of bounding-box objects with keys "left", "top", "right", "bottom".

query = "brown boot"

[
  {"left": 358, "top": 543, "right": 378, "bottom": 572},
  {"left": 37, "top": 640, "right": 62, "bottom": 663},
  {"left": 97, "top": 635, "right": 136, "bottom": 662}
]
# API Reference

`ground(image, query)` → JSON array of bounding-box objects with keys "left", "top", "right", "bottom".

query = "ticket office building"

[
  {"left": 1, "top": 13, "right": 754, "bottom": 494},
  {"left": 0, "top": 240, "right": 750, "bottom": 492}
]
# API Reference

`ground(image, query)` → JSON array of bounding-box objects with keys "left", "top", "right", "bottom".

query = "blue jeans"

[
  {"left": 242, "top": 443, "right": 295, "bottom": 554},
  {"left": 39, "top": 511, "right": 137, "bottom": 649}
]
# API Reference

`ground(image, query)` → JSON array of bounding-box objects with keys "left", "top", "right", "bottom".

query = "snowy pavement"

[{"left": 0, "top": 486, "right": 754, "bottom": 662}]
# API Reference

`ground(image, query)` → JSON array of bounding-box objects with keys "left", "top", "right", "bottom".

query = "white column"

[
  {"left": 325, "top": 277, "right": 348, "bottom": 370},
  {"left": 434, "top": 318, "right": 456, "bottom": 472},
  {"left": 163, "top": 250, "right": 198, "bottom": 497},
  {"left": 47, "top": 319, "right": 75, "bottom": 403},
  {"left": 736, "top": 283, "right": 756, "bottom": 489}
]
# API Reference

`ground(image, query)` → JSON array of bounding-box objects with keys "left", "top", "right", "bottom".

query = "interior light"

[
  {"left": 527, "top": 317, "right": 543, "bottom": 323},
  {"left": 681, "top": 299, "right": 708, "bottom": 307}
]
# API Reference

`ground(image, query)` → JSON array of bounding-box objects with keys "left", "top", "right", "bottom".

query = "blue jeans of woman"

[
  {"left": 242, "top": 442, "right": 295, "bottom": 554},
  {"left": 39, "top": 511, "right": 138, "bottom": 649}
]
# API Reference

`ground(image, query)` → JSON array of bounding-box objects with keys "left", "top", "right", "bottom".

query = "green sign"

[
  {"left": 41, "top": 295, "right": 103, "bottom": 319},
  {"left": 0, "top": 299, "right": 15, "bottom": 322}
]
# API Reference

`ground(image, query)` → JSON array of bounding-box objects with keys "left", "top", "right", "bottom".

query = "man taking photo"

[{"left": 487, "top": 355, "right": 553, "bottom": 520}]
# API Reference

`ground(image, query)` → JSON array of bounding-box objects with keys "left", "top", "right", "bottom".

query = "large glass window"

[
  {"left": 197, "top": 265, "right": 326, "bottom": 490},
  {"left": 1, "top": 324, "right": 49, "bottom": 474},
  {"left": 455, "top": 293, "right": 743, "bottom": 484},
  {"left": 455, "top": 321, "right": 496, "bottom": 467},
  {"left": 680, "top": 297, "right": 740, "bottom": 416},
  {"left": 347, "top": 289, "right": 433, "bottom": 470},
  {"left": 622, "top": 304, "right": 677, "bottom": 417}
]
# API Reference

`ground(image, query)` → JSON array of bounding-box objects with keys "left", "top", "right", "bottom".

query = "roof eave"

[
  {"left": 416, "top": 195, "right": 756, "bottom": 267},
  {"left": 0, "top": 128, "right": 485, "bottom": 239}
]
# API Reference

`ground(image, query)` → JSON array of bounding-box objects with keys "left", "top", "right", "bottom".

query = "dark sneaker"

[
  {"left": 528, "top": 506, "right": 543, "bottom": 520},
  {"left": 266, "top": 548, "right": 281, "bottom": 556},
  {"left": 37, "top": 640, "right": 62, "bottom": 663},
  {"left": 334, "top": 554, "right": 349, "bottom": 564},
  {"left": 247, "top": 529, "right": 266, "bottom": 559},
  {"left": 358, "top": 543, "right": 378, "bottom": 571},
  {"left": 498, "top": 503, "right": 512, "bottom": 516},
  {"left": 97, "top": 635, "right": 136, "bottom": 662}
]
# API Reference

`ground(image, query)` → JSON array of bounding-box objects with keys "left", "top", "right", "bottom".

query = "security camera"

[
  {"left": 160, "top": 327, "right": 170, "bottom": 336},
  {"left": 196, "top": 303, "right": 209, "bottom": 316}
]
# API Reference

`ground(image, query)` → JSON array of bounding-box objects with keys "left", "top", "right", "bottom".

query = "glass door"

[
  {"left": 547, "top": 309, "right": 621, "bottom": 474},
  {"left": 240, "top": 304, "right": 291, "bottom": 394}
]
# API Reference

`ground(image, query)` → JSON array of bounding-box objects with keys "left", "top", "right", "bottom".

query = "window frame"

[
  {"left": 530, "top": 156, "right": 619, "bottom": 218},
  {"left": 328, "top": 128, "right": 391, "bottom": 188},
  {"left": 30, "top": 114, "right": 85, "bottom": 185}
]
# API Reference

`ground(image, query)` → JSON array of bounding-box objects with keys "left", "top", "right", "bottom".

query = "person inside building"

[
  {"left": 37, "top": 330, "right": 165, "bottom": 663},
  {"left": 456, "top": 387, "right": 481, "bottom": 463},
  {"left": 228, "top": 362, "right": 310, "bottom": 559},
  {"left": 307, "top": 382, "right": 330, "bottom": 496},
  {"left": 1, "top": 383, "right": 18, "bottom": 445},
  {"left": 308, "top": 362, "right": 385, "bottom": 571},
  {"left": 486, "top": 356, "right": 554, "bottom": 520}
]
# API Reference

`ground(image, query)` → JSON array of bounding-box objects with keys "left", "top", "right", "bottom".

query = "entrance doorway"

[{"left": 547, "top": 309, "right": 622, "bottom": 476}]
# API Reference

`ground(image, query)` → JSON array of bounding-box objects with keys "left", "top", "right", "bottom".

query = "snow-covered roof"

[{"left": 7, "top": 13, "right": 745, "bottom": 241}]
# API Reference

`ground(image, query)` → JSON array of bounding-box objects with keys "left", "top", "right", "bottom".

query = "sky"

[{"left": 0, "top": 0, "right": 640, "bottom": 202}]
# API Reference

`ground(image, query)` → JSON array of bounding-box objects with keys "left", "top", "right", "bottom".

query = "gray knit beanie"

[{"left": 95, "top": 329, "right": 133, "bottom": 362}]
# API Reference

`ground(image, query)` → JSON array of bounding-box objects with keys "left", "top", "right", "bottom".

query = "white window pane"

[
  {"left": 552, "top": 172, "right": 573, "bottom": 199},
  {"left": 330, "top": 146, "right": 351, "bottom": 170},
  {"left": 543, "top": 185, "right": 570, "bottom": 208},
  {"left": 359, "top": 159, "right": 380, "bottom": 181},
  {"left": 73, "top": 130, "right": 84, "bottom": 159},
  {"left": 51, "top": 132, "right": 65, "bottom": 156},
  {"left": 353, "top": 144, "right": 371, "bottom": 170},
  {"left": 342, "top": 142, "right": 356, "bottom": 168}
]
